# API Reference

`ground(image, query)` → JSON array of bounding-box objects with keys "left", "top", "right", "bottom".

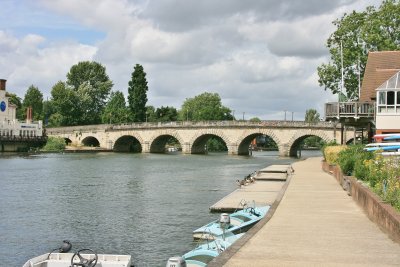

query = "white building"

[
  {"left": 376, "top": 71, "right": 400, "bottom": 134},
  {"left": 0, "top": 79, "right": 45, "bottom": 151}
]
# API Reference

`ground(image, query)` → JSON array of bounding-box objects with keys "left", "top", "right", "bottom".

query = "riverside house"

[{"left": 325, "top": 51, "right": 400, "bottom": 141}]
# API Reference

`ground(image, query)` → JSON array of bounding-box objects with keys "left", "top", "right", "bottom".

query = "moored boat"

[
  {"left": 181, "top": 233, "right": 243, "bottom": 267},
  {"left": 364, "top": 144, "right": 400, "bottom": 152},
  {"left": 193, "top": 205, "right": 270, "bottom": 240},
  {"left": 22, "top": 241, "right": 132, "bottom": 267}
]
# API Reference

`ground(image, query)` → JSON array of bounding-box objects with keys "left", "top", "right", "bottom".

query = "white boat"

[{"left": 22, "top": 241, "right": 132, "bottom": 267}]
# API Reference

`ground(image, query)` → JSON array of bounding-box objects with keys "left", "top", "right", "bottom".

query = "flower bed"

[{"left": 322, "top": 160, "right": 400, "bottom": 243}]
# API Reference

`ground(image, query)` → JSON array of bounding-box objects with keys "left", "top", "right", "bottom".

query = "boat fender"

[
  {"left": 219, "top": 213, "right": 231, "bottom": 229},
  {"left": 166, "top": 256, "right": 186, "bottom": 267},
  {"left": 59, "top": 240, "right": 72, "bottom": 253}
]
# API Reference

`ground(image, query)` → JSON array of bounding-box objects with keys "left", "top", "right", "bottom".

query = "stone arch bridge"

[{"left": 47, "top": 120, "right": 351, "bottom": 157}]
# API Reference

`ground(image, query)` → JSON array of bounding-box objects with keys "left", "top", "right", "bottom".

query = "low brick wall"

[{"left": 322, "top": 161, "right": 400, "bottom": 243}]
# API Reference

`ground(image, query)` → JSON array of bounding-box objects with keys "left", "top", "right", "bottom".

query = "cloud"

[
  {"left": 142, "top": 0, "right": 358, "bottom": 31},
  {"left": 0, "top": 0, "right": 384, "bottom": 120},
  {"left": 0, "top": 31, "right": 96, "bottom": 96}
]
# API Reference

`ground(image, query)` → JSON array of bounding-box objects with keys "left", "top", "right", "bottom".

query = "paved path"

[{"left": 217, "top": 157, "right": 400, "bottom": 266}]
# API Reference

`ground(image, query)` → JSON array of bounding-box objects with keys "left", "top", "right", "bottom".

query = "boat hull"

[
  {"left": 22, "top": 253, "right": 132, "bottom": 267},
  {"left": 193, "top": 206, "right": 270, "bottom": 240}
]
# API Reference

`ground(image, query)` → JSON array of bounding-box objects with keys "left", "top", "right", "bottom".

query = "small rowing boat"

[{"left": 192, "top": 205, "right": 270, "bottom": 240}]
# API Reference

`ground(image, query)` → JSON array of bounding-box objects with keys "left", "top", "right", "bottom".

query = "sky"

[{"left": 0, "top": 0, "right": 383, "bottom": 120}]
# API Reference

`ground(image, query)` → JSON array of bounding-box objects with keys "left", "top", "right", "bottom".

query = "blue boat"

[
  {"left": 383, "top": 135, "right": 400, "bottom": 141},
  {"left": 192, "top": 206, "right": 270, "bottom": 240},
  {"left": 182, "top": 233, "right": 244, "bottom": 267},
  {"left": 365, "top": 145, "right": 400, "bottom": 152}
]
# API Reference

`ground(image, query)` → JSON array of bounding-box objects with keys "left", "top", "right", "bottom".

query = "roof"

[
  {"left": 376, "top": 70, "right": 400, "bottom": 91},
  {"left": 360, "top": 51, "right": 400, "bottom": 101}
]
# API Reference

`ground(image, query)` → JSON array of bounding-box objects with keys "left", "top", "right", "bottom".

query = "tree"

[
  {"left": 7, "top": 93, "right": 24, "bottom": 120},
  {"left": 42, "top": 99, "right": 55, "bottom": 126},
  {"left": 102, "top": 91, "right": 129, "bottom": 124},
  {"left": 22, "top": 85, "right": 43, "bottom": 121},
  {"left": 305, "top": 109, "right": 320, "bottom": 123},
  {"left": 317, "top": 0, "right": 400, "bottom": 100},
  {"left": 156, "top": 106, "right": 178, "bottom": 122},
  {"left": 145, "top": 106, "right": 157, "bottom": 122},
  {"left": 179, "top": 92, "right": 233, "bottom": 121},
  {"left": 50, "top": 81, "right": 83, "bottom": 126},
  {"left": 128, "top": 64, "right": 148, "bottom": 122},
  {"left": 66, "top": 61, "right": 113, "bottom": 124},
  {"left": 249, "top": 117, "right": 261, "bottom": 122}
]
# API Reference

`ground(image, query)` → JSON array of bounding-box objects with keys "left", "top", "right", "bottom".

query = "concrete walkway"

[{"left": 216, "top": 157, "right": 400, "bottom": 266}]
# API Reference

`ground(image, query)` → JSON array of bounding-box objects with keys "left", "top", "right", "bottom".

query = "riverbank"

[{"left": 208, "top": 157, "right": 400, "bottom": 266}]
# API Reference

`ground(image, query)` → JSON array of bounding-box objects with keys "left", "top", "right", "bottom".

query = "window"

[
  {"left": 379, "top": 91, "right": 386, "bottom": 104},
  {"left": 378, "top": 90, "right": 400, "bottom": 113}
]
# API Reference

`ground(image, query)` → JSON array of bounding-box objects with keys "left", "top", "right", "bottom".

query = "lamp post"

[
  {"left": 242, "top": 112, "right": 245, "bottom": 121},
  {"left": 232, "top": 110, "right": 235, "bottom": 121},
  {"left": 284, "top": 110, "right": 287, "bottom": 121}
]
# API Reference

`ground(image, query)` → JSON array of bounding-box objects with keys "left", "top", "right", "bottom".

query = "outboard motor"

[
  {"left": 219, "top": 213, "right": 230, "bottom": 229},
  {"left": 166, "top": 256, "right": 186, "bottom": 267},
  {"left": 59, "top": 240, "right": 72, "bottom": 253}
]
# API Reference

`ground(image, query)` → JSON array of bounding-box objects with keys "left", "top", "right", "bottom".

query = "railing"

[
  {"left": 46, "top": 120, "right": 339, "bottom": 134},
  {"left": 325, "top": 102, "right": 375, "bottom": 119}
]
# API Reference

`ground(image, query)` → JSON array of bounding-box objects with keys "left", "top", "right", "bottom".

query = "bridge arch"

[
  {"left": 236, "top": 129, "right": 281, "bottom": 155},
  {"left": 149, "top": 131, "right": 184, "bottom": 153},
  {"left": 286, "top": 130, "right": 330, "bottom": 157},
  {"left": 189, "top": 130, "right": 231, "bottom": 154},
  {"left": 113, "top": 135, "right": 142, "bottom": 153},
  {"left": 82, "top": 136, "right": 100, "bottom": 147},
  {"left": 64, "top": 137, "right": 72, "bottom": 145}
]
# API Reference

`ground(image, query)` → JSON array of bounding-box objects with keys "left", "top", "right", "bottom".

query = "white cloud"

[
  {"left": 0, "top": 0, "right": 385, "bottom": 119},
  {"left": 0, "top": 31, "right": 97, "bottom": 96}
]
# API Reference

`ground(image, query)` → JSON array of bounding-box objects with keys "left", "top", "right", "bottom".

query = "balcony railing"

[{"left": 325, "top": 102, "right": 375, "bottom": 119}]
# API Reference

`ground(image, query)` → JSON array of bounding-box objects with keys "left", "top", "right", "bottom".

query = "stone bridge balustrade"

[{"left": 46, "top": 120, "right": 351, "bottom": 157}]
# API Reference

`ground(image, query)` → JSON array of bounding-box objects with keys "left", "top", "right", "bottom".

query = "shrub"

[
  {"left": 42, "top": 136, "right": 66, "bottom": 151},
  {"left": 324, "top": 145, "right": 346, "bottom": 165},
  {"left": 353, "top": 150, "right": 374, "bottom": 180},
  {"left": 337, "top": 145, "right": 367, "bottom": 176}
]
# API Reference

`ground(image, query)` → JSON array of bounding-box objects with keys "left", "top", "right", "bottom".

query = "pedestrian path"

[{"left": 212, "top": 157, "right": 400, "bottom": 267}]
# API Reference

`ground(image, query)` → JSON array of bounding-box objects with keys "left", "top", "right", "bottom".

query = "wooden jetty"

[{"left": 210, "top": 164, "right": 292, "bottom": 212}]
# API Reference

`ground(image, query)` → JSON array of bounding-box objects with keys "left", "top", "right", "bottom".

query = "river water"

[{"left": 0, "top": 150, "right": 320, "bottom": 267}]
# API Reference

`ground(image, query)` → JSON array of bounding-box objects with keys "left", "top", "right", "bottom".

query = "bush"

[
  {"left": 42, "top": 136, "right": 66, "bottom": 151},
  {"left": 337, "top": 145, "right": 367, "bottom": 176},
  {"left": 353, "top": 150, "right": 374, "bottom": 180},
  {"left": 323, "top": 145, "right": 346, "bottom": 165}
]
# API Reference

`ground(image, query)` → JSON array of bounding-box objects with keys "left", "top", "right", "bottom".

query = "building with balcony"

[{"left": 325, "top": 51, "right": 400, "bottom": 142}]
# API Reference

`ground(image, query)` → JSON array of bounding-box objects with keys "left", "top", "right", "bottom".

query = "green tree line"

[{"left": 11, "top": 61, "right": 237, "bottom": 127}]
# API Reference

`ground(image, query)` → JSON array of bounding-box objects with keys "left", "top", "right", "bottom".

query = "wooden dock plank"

[
  {"left": 259, "top": 164, "right": 291, "bottom": 173},
  {"left": 255, "top": 172, "right": 287, "bottom": 181},
  {"left": 209, "top": 181, "right": 285, "bottom": 212}
]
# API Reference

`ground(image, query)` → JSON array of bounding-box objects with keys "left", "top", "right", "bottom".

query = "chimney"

[
  {"left": 26, "top": 106, "right": 33, "bottom": 123},
  {"left": 0, "top": 79, "right": 6, "bottom": 91}
]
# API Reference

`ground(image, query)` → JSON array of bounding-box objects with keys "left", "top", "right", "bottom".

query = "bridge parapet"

[{"left": 47, "top": 120, "right": 338, "bottom": 134}]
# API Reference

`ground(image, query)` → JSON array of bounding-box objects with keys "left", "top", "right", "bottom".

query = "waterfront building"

[
  {"left": 325, "top": 51, "right": 400, "bottom": 141},
  {"left": 0, "top": 79, "right": 45, "bottom": 152}
]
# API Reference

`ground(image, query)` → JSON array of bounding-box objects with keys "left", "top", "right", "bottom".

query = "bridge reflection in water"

[{"left": 47, "top": 120, "right": 352, "bottom": 157}]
